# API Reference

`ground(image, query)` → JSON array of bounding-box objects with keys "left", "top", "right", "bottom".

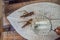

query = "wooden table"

[
  {"left": 1, "top": 31, "right": 27, "bottom": 40},
  {"left": 4, "top": 0, "right": 60, "bottom": 16},
  {"left": 3, "top": 0, "right": 60, "bottom": 40}
]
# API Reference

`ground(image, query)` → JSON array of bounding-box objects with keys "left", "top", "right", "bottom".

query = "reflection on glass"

[{"left": 32, "top": 14, "right": 52, "bottom": 35}]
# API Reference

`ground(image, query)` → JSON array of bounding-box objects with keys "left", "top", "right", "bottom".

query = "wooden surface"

[
  {"left": 3, "top": 0, "right": 60, "bottom": 40},
  {"left": 1, "top": 31, "right": 27, "bottom": 40},
  {"left": 5, "top": 0, "right": 60, "bottom": 16},
  {"left": 0, "top": 0, "right": 3, "bottom": 30},
  {"left": 0, "top": 0, "right": 4, "bottom": 39}
]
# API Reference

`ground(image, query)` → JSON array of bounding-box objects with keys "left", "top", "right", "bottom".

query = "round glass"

[{"left": 31, "top": 14, "right": 52, "bottom": 35}]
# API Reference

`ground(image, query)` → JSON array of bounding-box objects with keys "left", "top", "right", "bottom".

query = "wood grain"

[
  {"left": 0, "top": 0, "right": 4, "bottom": 39},
  {"left": 1, "top": 31, "right": 27, "bottom": 40},
  {"left": 5, "top": 0, "right": 60, "bottom": 16}
]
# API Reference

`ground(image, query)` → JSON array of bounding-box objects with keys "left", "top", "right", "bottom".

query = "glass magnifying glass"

[{"left": 31, "top": 14, "right": 52, "bottom": 35}]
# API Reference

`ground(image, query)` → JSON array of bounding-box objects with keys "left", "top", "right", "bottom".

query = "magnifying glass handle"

[{"left": 54, "top": 26, "right": 60, "bottom": 35}]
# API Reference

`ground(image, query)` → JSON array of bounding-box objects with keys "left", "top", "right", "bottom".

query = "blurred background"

[{"left": 0, "top": 0, "right": 60, "bottom": 40}]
